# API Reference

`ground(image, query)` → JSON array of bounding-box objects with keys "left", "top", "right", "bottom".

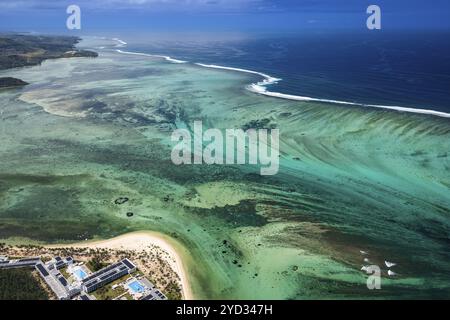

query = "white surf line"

[
  {"left": 112, "top": 37, "right": 127, "bottom": 48},
  {"left": 112, "top": 37, "right": 187, "bottom": 64},
  {"left": 250, "top": 84, "right": 450, "bottom": 119},
  {"left": 196, "top": 63, "right": 450, "bottom": 119},
  {"left": 111, "top": 38, "right": 450, "bottom": 119},
  {"left": 116, "top": 49, "right": 187, "bottom": 64},
  {"left": 195, "top": 63, "right": 282, "bottom": 86}
]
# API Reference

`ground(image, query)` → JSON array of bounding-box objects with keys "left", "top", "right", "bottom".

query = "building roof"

[{"left": 82, "top": 259, "right": 136, "bottom": 292}]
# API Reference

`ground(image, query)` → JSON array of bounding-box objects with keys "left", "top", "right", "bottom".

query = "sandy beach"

[{"left": 46, "top": 231, "right": 193, "bottom": 300}]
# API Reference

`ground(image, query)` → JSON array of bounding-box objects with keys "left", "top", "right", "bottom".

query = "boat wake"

[{"left": 112, "top": 38, "right": 450, "bottom": 119}]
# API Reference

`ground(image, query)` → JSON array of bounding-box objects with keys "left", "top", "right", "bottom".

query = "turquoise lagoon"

[{"left": 0, "top": 38, "right": 449, "bottom": 299}]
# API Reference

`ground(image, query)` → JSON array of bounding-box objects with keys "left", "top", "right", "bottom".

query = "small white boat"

[
  {"left": 387, "top": 270, "right": 397, "bottom": 276},
  {"left": 385, "top": 261, "right": 396, "bottom": 268}
]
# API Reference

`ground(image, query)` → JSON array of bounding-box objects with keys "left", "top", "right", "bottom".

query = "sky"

[{"left": 1, "top": 0, "right": 450, "bottom": 34}]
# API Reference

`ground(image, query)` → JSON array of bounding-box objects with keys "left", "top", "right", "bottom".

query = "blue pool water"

[
  {"left": 74, "top": 268, "right": 87, "bottom": 280},
  {"left": 128, "top": 280, "right": 145, "bottom": 293}
]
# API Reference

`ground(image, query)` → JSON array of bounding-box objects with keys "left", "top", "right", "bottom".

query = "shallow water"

[
  {"left": 124, "top": 32, "right": 450, "bottom": 112},
  {"left": 0, "top": 37, "right": 449, "bottom": 299}
]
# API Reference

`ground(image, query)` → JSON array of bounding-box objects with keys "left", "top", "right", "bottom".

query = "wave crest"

[{"left": 112, "top": 38, "right": 450, "bottom": 118}]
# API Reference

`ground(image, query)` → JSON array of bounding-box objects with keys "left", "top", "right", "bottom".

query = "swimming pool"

[
  {"left": 128, "top": 280, "right": 146, "bottom": 294},
  {"left": 73, "top": 268, "right": 88, "bottom": 280}
]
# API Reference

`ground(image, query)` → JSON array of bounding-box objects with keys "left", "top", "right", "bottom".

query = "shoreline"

[{"left": 45, "top": 231, "right": 193, "bottom": 300}]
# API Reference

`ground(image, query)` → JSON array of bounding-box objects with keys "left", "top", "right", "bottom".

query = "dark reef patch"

[
  {"left": 114, "top": 197, "right": 129, "bottom": 205},
  {"left": 188, "top": 200, "right": 267, "bottom": 227},
  {"left": 242, "top": 118, "right": 277, "bottom": 131},
  {"left": 0, "top": 77, "right": 28, "bottom": 88}
]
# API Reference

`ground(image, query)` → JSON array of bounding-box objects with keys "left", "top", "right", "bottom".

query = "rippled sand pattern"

[{"left": 0, "top": 38, "right": 449, "bottom": 299}]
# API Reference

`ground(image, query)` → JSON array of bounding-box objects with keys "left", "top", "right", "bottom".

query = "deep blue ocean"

[{"left": 124, "top": 31, "right": 450, "bottom": 113}]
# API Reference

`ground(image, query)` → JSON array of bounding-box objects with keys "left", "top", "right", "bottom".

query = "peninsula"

[{"left": 0, "top": 33, "right": 97, "bottom": 87}]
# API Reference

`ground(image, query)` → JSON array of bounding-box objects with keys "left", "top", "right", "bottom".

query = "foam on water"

[
  {"left": 116, "top": 49, "right": 187, "bottom": 64},
  {"left": 112, "top": 38, "right": 127, "bottom": 48},
  {"left": 112, "top": 37, "right": 450, "bottom": 119},
  {"left": 2, "top": 36, "right": 450, "bottom": 299}
]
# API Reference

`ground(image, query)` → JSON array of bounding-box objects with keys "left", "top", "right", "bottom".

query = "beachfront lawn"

[
  {"left": 91, "top": 275, "right": 131, "bottom": 300},
  {"left": 59, "top": 267, "right": 71, "bottom": 281}
]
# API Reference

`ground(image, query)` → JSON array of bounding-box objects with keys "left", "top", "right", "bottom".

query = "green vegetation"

[
  {"left": 59, "top": 267, "right": 71, "bottom": 281},
  {"left": 0, "top": 77, "right": 28, "bottom": 88},
  {"left": 0, "top": 34, "right": 89, "bottom": 70},
  {"left": 164, "top": 280, "right": 182, "bottom": 300},
  {"left": 122, "top": 293, "right": 133, "bottom": 300},
  {"left": 87, "top": 256, "right": 108, "bottom": 272},
  {"left": 0, "top": 34, "right": 97, "bottom": 90},
  {"left": 0, "top": 268, "right": 49, "bottom": 300},
  {"left": 3, "top": 35, "right": 450, "bottom": 299},
  {"left": 62, "top": 50, "right": 98, "bottom": 58},
  {"left": 92, "top": 275, "right": 130, "bottom": 300},
  {"left": 145, "top": 272, "right": 179, "bottom": 300}
]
